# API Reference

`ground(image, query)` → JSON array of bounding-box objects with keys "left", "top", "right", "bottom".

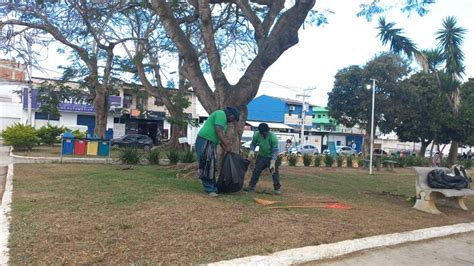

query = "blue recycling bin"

[
  {"left": 62, "top": 132, "right": 75, "bottom": 155},
  {"left": 98, "top": 140, "right": 110, "bottom": 156}
]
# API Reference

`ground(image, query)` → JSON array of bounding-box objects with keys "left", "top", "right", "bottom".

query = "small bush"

[
  {"left": 181, "top": 150, "right": 195, "bottom": 163},
  {"left": 147, "top": 149, "right": 160, "bottom": 165},
  {"left": 119, "top": 148, "right": 141, "bottom": 165},
  {"left": 303, "top": 153, "right": 312, "bottom": 167},
  {"left": 288, "top": 154, "right": 298, "bottom": 166},
  {"left": 37, "top": 124, "right": 65, "bottom": 145},
  {"left": 276, "top": 154, "right": 283, "bottom": 167},
  {"left": 314, "top": 155, "right": 322, "bottom": 167},
  {"left": 358, "top": 157, "right": 365, "bottom": 168},
  {"left": 68, "top": 129, "right": 86, "bottom": 139},
  {"left": 167, "top": 150, "right": 180, "bottom": 165},
  {"left": 461, "top": 159, "right": 472, "bottom": 169},
  {"left": 346, "top": 156, "right": 353, "bottom": 168},
  {"left": 396, "top": 156, "right": 407, "bottom": 168},
  {"left": 1, "top": 123, "right": 39, "bottom": 151},
  {"left": 324, "top": 155, "right": 334, "bottom": 167},
  {"left": 336, "top": 155, "right": 344, "bottom": 167}
]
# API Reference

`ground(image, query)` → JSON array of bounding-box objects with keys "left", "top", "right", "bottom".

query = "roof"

[
  {"left": 246, "top": 121, "right": 294, "bottom": 130},
  {"left": 268, "top": 96, "right": 317, "bottom": 107}
]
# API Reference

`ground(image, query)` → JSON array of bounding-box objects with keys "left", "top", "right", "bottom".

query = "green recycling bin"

[{"left": 98, "top": 141, "right": 110, "bottom": 156}]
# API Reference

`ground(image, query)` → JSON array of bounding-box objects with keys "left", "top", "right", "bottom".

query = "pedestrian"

[
  {"left": 285, "top": 139, "right": 292, "bottom": 155},
  {"left": 432, "top": 151, "right": 441, "bottom": 167},
  {"left": 243, "top": 123, "right": 281, "bottom": 195},
  {"left": 195, "top": 107, "right": 240, "bottom": 197},
  {"left": 468, "top": 150, "right": 472, "bottom": 160}
]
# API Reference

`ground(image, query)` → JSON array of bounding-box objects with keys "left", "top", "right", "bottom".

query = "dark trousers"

[{"left": 249, "top": 155, "right": 281, "bottom": 190}]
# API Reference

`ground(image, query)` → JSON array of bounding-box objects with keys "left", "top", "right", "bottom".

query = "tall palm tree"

[{"left": 377, "top": 16, "right": 466, "bottom": 166}]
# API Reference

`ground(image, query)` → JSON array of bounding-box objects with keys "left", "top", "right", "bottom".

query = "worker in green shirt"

[
  {"left": 195, "top": 107, "right": 240, "bottom": 197},
  {"left": 243, "top": 123, "right": 281, "bottom": 195}
]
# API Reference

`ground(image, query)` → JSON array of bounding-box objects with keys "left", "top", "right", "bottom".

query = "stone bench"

[
  {"left": 412, "top": 167, "right": 474, "bottom": 214},
  {"left": 383, "top": 160, "right": 397, "bottom": 171}
]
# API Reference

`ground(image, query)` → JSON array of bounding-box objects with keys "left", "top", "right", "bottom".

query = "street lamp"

[{"left": 367, "top": 79, "right": 377, "bottom": 175}]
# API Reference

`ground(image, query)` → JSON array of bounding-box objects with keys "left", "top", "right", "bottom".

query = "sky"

[
  {"left": 253, "top": 0, "right": 474, "bottom": 107},
  {"left": 22, "top": 0, "right": 474, "bottom": 113}
]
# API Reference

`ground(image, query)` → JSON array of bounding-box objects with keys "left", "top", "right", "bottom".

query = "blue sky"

[{"left": 254, "top": 0, "right": 474, "bottom": 107}]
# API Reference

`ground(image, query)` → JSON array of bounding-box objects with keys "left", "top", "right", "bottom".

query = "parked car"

[
  {"left": 373, "top": 149, "right": 389, "bottom": 156},
  {"left": 336, "top": 145, "right": 357, "bottom": 156},
  {"left": 111, "top": 134, "right": 154, "bottom": 150},
  {"left": 290, "top": 144, "right": 319, "bottom": 155}
]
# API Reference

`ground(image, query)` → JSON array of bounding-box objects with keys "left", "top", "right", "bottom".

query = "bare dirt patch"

[{"left": 9, "top": 164, "right": 474, "bottom": 264}]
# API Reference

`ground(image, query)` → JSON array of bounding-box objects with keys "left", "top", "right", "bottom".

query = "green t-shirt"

[
  {"left": 251, "top": 131, "right": 278, "bottom": 159},
  {"left": 198, "top": 110, "right": 228, "bottom": 144}
]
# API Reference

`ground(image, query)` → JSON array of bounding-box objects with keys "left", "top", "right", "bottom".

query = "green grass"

[{"left": 9, "top": 164, "right": 474, "bottom": 264}]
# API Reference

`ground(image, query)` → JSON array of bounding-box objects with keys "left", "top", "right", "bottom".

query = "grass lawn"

[{"left": 9, "top": 164, "right": 474, "bottom": 264}]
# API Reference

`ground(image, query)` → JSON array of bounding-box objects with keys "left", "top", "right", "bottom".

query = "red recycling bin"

[{"left": 73, "top": 139, "right": 88, "bottom": 155}]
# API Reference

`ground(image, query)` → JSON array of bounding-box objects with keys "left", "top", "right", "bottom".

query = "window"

[
  {"left": 35, "top": 112, "right": 59, "bottom": 121},
  {"left": 317, "top": 114, "right": 321, "bottom": 118},
  {"left": 123, "top": 94, "right": 132, "bottom": 108}
]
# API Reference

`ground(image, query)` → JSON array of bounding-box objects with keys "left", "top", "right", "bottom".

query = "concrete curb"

[
  {"left": 209, "top": 222, "right": 474, "bottom": 265},
  {"left": 9, "top": 148, "right": 118, "bottom": 164},
  {"left": 0, "top": 163, "right": 13, "bottom": 265}
]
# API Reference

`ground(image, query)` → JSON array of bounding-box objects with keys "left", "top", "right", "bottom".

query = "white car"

[
  {"left": 336, "top": 146, "right": 357, "bottom": 156},
  {"left": 290, "top": 144, "right": 319, "bottom": 155}
]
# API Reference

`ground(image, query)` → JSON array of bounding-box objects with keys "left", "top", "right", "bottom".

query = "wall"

[{"left": 247, "top": 95, "right": 285, "bottom": 122}]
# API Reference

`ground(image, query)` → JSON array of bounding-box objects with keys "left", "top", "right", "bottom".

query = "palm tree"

[{"left": 377, "top": 16, "right": 466, "bottom": 166}]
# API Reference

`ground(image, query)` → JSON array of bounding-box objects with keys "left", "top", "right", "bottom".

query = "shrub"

[
  {"left": 147, "top": 149, "right": 160, "bottom": 165},
  {"left": 336, "top": 155, "right": 344, "bottom": 167},
  {"left": 314, "top": 155, "right": 322, "bottom": 167},
  {"left": 69, "top": 129, "right": 86, "bottom": 139},
  {"left": 461, "top": 159, "right": 472, "bottom": 169},
  {"left": 37, "top": 124, "right": 65, "bottom": 145},
  {"left": 324, "top": 155, "right": 334, "bottom": 167},
  {"left": 302, "top": 153, "right": 312, "bottom": 167},
  {"left": 288, "top": 154, "right": 298, "bottom": 166},
  {"left": 119, "top": 148, "right": 141, "bottom": 165},
  {"left": 167, "top": 150, "right": 180, "bottom": 165},
  {"left": 346, "top": 156, "right": 353, "bottom": 168},
  {"left": 1, "top": 123, "right": 39, "bottom": 151},
  {"left": 181, "top": 150, "right": 195, "bottom": 163},
  {"left": 276, "top": 154, "right": 283, "bottom": 167}
]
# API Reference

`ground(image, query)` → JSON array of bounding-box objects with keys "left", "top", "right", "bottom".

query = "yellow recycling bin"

[{"left": 86, "top": 140, "right": 99, "bottom": 156}]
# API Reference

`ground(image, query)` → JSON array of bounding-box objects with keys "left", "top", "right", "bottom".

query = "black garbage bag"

[
  {"left": 427, "top": 168, "right": 469, "bottom": 190},
  {"left": 217, "top": 152, "right": 250, "bottom": 193}
]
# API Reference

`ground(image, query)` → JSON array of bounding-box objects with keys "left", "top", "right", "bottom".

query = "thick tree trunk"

[
  {"left": 167, "top": 122, "right": 187, "bottom": 150},
  {"left": 93, "top": 87, "right": 108, "bottom": 138},
  {"left": 418, "top": 140, "right": 431, "bottom": 159},
  {"left": 362, "top": 132, "right": 370, "bottom": 158},
  {"left": 447, "top": 141, "right": 459, "bottom": 167}
]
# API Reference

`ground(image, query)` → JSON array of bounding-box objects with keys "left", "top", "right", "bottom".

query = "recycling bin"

[
  {"left": 98, "top": 140, "right": 110, "bottom": 156},
  {"left": 62, "top": 138, "right": 74, "bottom": 155},
  {"left": 87, "top": 140, "right": 99, "bottom": 156},
  {"left": 74, "top": 139, "right": 87, "bottom": 155}
]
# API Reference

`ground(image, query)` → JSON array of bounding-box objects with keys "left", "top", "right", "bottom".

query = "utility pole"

[
  {"left": 26, "top": 36, "right": 33, "bottom": 126},
  {"left": 296, "top": 88, "right": 315, "bottom": 146}
]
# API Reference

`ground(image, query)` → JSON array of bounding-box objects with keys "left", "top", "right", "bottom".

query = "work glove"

[
  {"left": 248, "top": 151, "right": 255, "bottom": 159},
  {"left": 269, "top": 160, "right": 276, "bottom": 172}
]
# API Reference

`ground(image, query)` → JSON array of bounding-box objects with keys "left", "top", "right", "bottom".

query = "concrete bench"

[
  {"left": 383, "top": 160, "right": 397, "bottom": 171},
  {"left": 412, "top": 167, "right": 474, "bottom": 214}
]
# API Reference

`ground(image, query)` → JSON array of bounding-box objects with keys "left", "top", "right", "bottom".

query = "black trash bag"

[
  {"left": 427, "top": 169, "right": 469, "bottom": 190},
  {"left": 217, "top": 152, "right": 250, "bottom": 193}
]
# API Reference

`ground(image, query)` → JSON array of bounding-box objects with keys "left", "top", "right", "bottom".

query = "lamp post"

[{"left": 367, "top": 79, "right": 377, "bottom": 175}]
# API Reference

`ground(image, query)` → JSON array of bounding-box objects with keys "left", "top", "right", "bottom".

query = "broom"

[
  {"left": 254, "top": 198, "right": 338, "bottom": 206},
  {"left": 265, "top": 203, "right": 353, "bottom": 210}
]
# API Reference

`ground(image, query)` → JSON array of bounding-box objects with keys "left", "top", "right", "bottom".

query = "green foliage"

[
  {"left": 119, "top": 148, "right": 141, "bottom": 165},
  {"left": 336, "top": 155, "right": 344, "bottom": 167},
  {"left": 314, "top": 155, "right": 322, "bottom": 167},
  {"left": 1, "top": 123, "right": 39, "bottom": 151},
  {"left": 288, "top": 154, "right": 298, "bottom": 166},
  {"left": 167, "top": 150, "right": 180, "bottom": 165},
  {"left": 147, "top": 149, "right": 160, "bottom": 165},
  {"left": 276, "top": 155, "right": 282, "bottom": 168},
  {"left": 181, "top": 150, "right": 195, "bottom": 163},
  {"left": 37, "top": 124, "right": 65, "bottom": 145},
  {"left": 396, "top": 156, "right": 408, "bottom": 168},
  {"left": 302, "top": 154, "right": 312, "bottom": 167},
  {"left": 460, "top": 159, "right": 472, "bottom": 169},
  {"left": 346, "top": 156, "right": 353, "bottom": 168},
  {"left": 69, "top": 129, "right": 86, "bottom": 139},
  {"left": 324, "top": 155, "right": 335, "bottom": 167}
]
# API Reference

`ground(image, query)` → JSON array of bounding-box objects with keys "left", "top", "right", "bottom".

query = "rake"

[
  {"left": 254, "top": 197, "right": 338, "bottom": 206},
  {"left": 265, "top": 203, "right": 353, "bottom": 210}
]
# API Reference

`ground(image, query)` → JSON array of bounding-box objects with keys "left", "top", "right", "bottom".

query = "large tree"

[
  {"left": 377, "top": 16, "right": 467, "bottom": 165},
  {"left": 327, "top": 52, "right": 410, "bottom": 156},
  {"left": 0, "top": 1, "right": 133, "bottom": 137}
]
